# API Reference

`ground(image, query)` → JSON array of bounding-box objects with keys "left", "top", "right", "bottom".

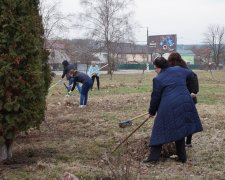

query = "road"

[{"left": 53, "top": 70, "right": 153, "bottom": 76}]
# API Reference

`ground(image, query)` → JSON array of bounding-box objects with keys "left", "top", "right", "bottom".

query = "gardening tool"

[
  {"left": 119, "top": 112, "right": 149, "bottom": 128},
  {"left": 63, "top": 83, "right": 69, "bottom": 90},
  {"left": 112, "top": 116, "right": 152, "bottom": 154},
  {"left": 48, "top": 79, "right": 63, "bottom": 90},
  {"left": 63, "top": 83, "right": 71, "bottom": 97},
  {"left": 64, "top": 82, "right": 79, "bottom": 92},
  {"left": 99, "top": 64, "right": 108, "bottom": 70}
]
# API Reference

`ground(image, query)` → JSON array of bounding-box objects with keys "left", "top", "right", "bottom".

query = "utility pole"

[
  {"left": 146, "top": 27, "right": 149, "bottom": 63},
  {"left": 146, "top": 27, "right": 149, "bottom": 70}
]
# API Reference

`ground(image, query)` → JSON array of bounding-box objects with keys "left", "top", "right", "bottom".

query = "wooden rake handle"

[
  {"left": 99, "top": 64, "right": 108, "bottom": 70},
  {"left": 112, "top": 116, "right": 151, "bottom": 154},
  {"left": 130, "top": 112, "right": 149, "bottom": 121},
  {"left": 48, "top": 79, "right": 62, "bottom": 90}
]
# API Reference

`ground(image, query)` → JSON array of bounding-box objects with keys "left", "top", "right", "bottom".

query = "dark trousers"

[
  {"left": 92, "top": 75, "right": 100, "bottom": 90},
  {"left": 186, "top": 134, "right": 192, "bottom": 144},
  {"left": 149, "top": 138, "right": 186, "bottom": 162}
]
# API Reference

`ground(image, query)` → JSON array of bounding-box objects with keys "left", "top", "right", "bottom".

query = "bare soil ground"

[{"left": 1, "top": 70, "right": 225, "bottom": 179}]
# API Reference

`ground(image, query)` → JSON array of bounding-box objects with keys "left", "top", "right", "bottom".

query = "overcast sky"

[{"left": 45, "top": 0, "right": 225, "bottom": 44}]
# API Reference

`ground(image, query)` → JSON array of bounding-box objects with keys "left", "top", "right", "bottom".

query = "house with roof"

[
  {"left": 113, "top": 43, "right": 150, "bottom": 64},
  {"left": 46, "top": 40, "right": 71, "bottom": 70}
]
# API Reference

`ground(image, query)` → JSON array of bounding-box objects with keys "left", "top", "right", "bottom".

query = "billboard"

[
  {"left": 148, "top": 34, "right": 177, "bottom": 53},
  {"left": 181, "top": 55, "right": 194, "bottom": 65}
]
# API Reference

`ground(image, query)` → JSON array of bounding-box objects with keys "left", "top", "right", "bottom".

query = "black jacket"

[
  {"left": 61, "top": 60, "right": 74, "bottom": 80},
  {"left": 186, "top": 71, "right": 199, "bottom": 104}
]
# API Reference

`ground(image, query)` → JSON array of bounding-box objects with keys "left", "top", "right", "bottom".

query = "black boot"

[
  {"left": 142, "top": 156, "right": 158, "bottom": 164},
  {"left": 142, "top": 145, "right": 162, "bottom": 163}
]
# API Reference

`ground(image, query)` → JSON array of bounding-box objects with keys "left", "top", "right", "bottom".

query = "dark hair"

[
  {"left": 153, "top": 57, "right": 169, "bottom": 69},
  {"left": 62, "top": 60, "right": 69, "bottom": 67},
  {"left": 68, "top": 69, "right": 78, "bottom": 76},
  {"left": 168, "top": 52, "right": 187, "bottom": 68}
]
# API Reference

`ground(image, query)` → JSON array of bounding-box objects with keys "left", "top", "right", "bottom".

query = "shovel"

[{"left": 119, "top": 112, "right": 149, "bottom": 128}]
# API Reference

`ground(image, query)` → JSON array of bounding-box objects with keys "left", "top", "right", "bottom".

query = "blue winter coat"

[
  {"left": 71, "top": 72, "right": 93, "bottom": 92},
  {"left": 149, "top": 66, "right": 203, "bottom": 146}
]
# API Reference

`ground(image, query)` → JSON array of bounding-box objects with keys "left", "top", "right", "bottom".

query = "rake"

[
  {"left": 119, "top": 112, "right": 149, "bottom": 128},
  {"left": 112, "top": 116, "right": 152, "bottom": 154},
  {"left": 48, "top": 79, "right": 63, "bottom": 90}
]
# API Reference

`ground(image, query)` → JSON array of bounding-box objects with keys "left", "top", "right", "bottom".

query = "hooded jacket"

[{"left": 61, "top": 60, "right": 75, "bottom": 80}]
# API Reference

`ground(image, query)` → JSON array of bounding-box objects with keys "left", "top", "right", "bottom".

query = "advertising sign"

[
  {"left": 182, "top": 55, "right": 194, "bottom": 65},
  {"left": 148, "top": 34, "right": 177, "bottom": 53}
]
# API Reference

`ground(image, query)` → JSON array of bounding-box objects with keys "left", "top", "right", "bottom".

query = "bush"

[{"left": 0, "top": 0, "right": 51, "bottom": 156}]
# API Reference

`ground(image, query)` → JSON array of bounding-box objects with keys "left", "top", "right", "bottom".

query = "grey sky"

[{"left": 45, "top": 0, "right": 225, "bottom": 44}]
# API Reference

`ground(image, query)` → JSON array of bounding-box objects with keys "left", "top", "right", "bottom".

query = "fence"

[{"left": 117, "top": 64, "right": 200, "bottom": 70}]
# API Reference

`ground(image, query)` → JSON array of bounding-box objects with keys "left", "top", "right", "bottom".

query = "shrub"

[{"left": 0, "top": 0, "right": 51, "bottom": 159}]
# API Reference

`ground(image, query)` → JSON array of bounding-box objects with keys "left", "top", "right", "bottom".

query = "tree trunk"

[
  {"left": 0, "top": 139, "right": 13, "bottom": 162},
  {"left": 0, "top": 144, "right": 7, "bottom": 161}
]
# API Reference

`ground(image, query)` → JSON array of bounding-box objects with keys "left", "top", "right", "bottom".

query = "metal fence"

[{"left": 117, "top": 64, "right": 200, "bottom": 70}]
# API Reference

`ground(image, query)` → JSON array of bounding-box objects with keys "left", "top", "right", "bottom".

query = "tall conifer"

[{"left": 0, "top": 0, "right": 51, "bottom": 160}]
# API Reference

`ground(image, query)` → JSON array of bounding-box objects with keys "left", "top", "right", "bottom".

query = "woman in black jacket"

[
  {"left": 168, "top": 52, "right": 199, "bottom": 147},
  {"left": 61, "top": 60, "right": 81, "bottom": 94}
]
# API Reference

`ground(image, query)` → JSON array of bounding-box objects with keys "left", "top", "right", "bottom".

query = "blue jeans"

[{"left": 80, "top": 81, "right": 93, "bottom": 105}]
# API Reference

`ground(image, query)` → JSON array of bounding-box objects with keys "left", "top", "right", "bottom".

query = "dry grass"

[{"left": 1, "top": 70, "right": 225, "bottom": 179}]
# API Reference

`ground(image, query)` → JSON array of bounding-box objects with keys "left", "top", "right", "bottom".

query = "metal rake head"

[{"left": 119, "top": 120, "right": 132, "bottom": 128}]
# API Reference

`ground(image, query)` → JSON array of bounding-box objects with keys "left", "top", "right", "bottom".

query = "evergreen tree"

[{"left": 0, "top": 0, "right": 51, "bottom": 160}]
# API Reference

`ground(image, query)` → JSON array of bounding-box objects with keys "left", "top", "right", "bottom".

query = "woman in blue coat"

[
  {"left": 143, "top": 57, "right": 203, "bottom": 163},
  {"left": 168, "top": 52, "right": 199, "bottom": 147},
  {"left": 68, "top": 70, "right": 93, "bottom": 108}
]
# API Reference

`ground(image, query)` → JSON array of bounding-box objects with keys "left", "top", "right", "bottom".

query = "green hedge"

[
  {"left": 117, "top": 64, "right": 147, "bottom": 70},
  {"left": 117, "top": 64, "right": 200, "bottom": 70}
]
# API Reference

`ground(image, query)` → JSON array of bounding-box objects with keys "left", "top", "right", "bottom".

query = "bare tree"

[
  {"left": 192, "top": 47, "right": 211, "bottom": 68},
  {"left": 192, "top": 47, "right": 216, "bottom": 78},
  {"left": 203, "top": 24, "right": 225, "bottom": 69},
  {"left": 77, "top": 0, "right": 135, "bottom": 78},
  {"left": 39, "top": 0, "right": 74, "bottom": 48},
  {"left": 64, "top": 39, "right": 100, "bottom": 72}
]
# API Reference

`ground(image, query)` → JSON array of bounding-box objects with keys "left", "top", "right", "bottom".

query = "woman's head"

[
  {"left": 68, "top": 70, "right": 78, "bottom": 77},
  {"left": 91, "top": 61, "right": 96, "bottom": 66},
  {"left": 168, "top": 52, "right": 187, "bottom": 68},
  {"left": 153, "top": 57, "right": 168, "bottom": 74},
  {"left": 62, "top": 60, "right": 69, "bottom": 67}
]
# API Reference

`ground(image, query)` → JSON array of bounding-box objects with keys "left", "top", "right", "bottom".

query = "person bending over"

[
  {"left": 61, "top": 60, "right": 81, "bottom": 94},
  {"left": 68, "top": 70, "right": 93, "bottom": 108}
]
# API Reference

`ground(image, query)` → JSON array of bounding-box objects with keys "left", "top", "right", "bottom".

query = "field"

[{"left": 1, "top": 70, "right": 225, "bottom": 179}]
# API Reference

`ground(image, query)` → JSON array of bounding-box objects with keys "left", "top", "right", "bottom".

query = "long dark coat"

[{"left": 149, "top": 66, "right": 203, "bottom": 146}]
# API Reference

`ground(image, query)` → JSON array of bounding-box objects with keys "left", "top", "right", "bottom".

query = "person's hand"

[
  {"left": 148, "top": 113, "right": 154, "bottom": 118},
  {"left": 68, "top": 90, "right": 72, "bottom": 95},
  {"left": 67, "top": 86, "right": 72, "bottom": 91},
  {"left": 191, "top": 93, "right": 197, "bottom": 98}
]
